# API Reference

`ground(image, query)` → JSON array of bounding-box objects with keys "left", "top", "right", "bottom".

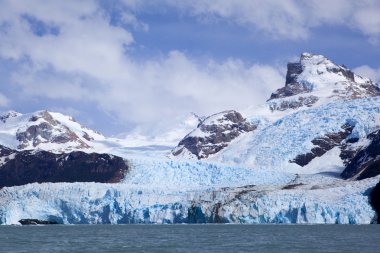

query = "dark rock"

[
  {"left": 282, "top": 183, "right": 305, "bottom": 190},
  {"left": 269, "top": 83, "right": 313, "bottom": 100},
  {"left": 369, "top": 181, "right": 380, "bottom": 224},
  {"left": 290, "top": 123, "right": 355, "bottom": 167},
  {"left": 286, "top": 62, "right": 303, "bottom": 85},
  {"left": 341, "top": 130, "right": 380, "bottom": 180},
  {"left": 18, "top": 219, "right": 59, "bottom": 225},
  {"left": 268, "top": 96, "right": 319, "bottom": 111},
  {"left": 328, "top": 66, "right": 355, "bottom": 82},
  {"left": 83, "top": 132, "right": 94, "bottom": 141},
  {"left": 0, "top": 145, "right": 128, "bottom": 188},
  {"left": 172, "top": 110, "right": 256, "bottom": 159}
]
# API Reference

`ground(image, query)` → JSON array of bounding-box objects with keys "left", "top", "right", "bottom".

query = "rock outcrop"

[
  {"left": 290, "top": 122, "right": 356, "bottom": 166},
  {"left": 0, "top": 145, "right": 128, "bottom": 188},
  {"left": 370, "top": 181, "right": 380, "bottom": 223},
  {"left": 341, "top": 130, "right": 380, "bottom": 180},
  {"left": 18, "top": 219, "right": 59, "bottom": 225},
  {"left": 172, "top": 110, "right": 256, "bottom": 159}
]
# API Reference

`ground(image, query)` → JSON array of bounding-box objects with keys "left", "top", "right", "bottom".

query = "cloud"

[
  {"left": 353, "top": 65, "right": 380, "bottom": 83},
  {"left": 161, "top": 0, "right": 309, "bottom": 39},
  {"left": 0, "top": 93, "right": 10, "bottom": 107},
  {"left": 96, "top": 51, "right": 284, "bottom": 127},
  {"left": 0, "top": 0, "right": 285, "bottom": 134},
  {"left": 162, "top": 0, "right": 380, "bottom": 41}
]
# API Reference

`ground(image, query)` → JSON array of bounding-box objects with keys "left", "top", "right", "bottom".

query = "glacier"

[
  {"left": 212, "top": 97, "right": 380, "bottom": 173},
  {"left": 0, "top": 157, "right": 378, "bottom": 225}
]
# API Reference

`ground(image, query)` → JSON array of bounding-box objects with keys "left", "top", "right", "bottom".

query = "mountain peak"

[
  {"left": 0, "top": 110, "right": 22, "bottom": 123},
  {"left": 300, "top": 52, "right": 327, "bottom": 61},
  {"left": 267, "top": 53, "right": 380, "bottom": 111},
  {"left": 0, "top": 110, "right": 104, "bottom": 152}
]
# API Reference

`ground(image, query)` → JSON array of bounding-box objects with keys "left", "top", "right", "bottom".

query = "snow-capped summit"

[
  {"left": 171, "top": 110, "right": 257, "bottom": 159},
  {"left": 267, "top": 52, "right": 380, "bottom": 111},
  {"left": 0, "top": 110, "right": 22, "bottom": 123},
  {"left": 0, "top": 110, "right": 104, "bottom": 152}
]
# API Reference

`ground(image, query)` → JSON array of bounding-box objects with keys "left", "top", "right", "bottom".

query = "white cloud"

[
  {"left": 0, "top": 93, "right": 10, "bottom": 107},
  {"left": 0, "top": 0, "right": 285, "bottom": 134},
  {"left": 75, "top": 50, "right": 283, "bottom": 133},
  {"left": 163, "top": 0, "right": 380, "bottom": 41},
  {"left": 3, "top": 0, "right": 379, "bottom": 136},
  {"left": 353, "top": 65, "right": 380, "bottom": 83},
  {"left": 166, "top": 0, "right": 309, "bottom": 39}
]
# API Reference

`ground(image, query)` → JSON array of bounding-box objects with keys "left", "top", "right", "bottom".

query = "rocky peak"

[
  {"left": 171, "top": 110, "right": 256, "bottom": 159},
  {"left": 0, "top": 110, "right": 104, "bottom": 152},
  {"left": 268, "top": 53, "right": 380, "bottom": 111},
  {"left": 0, "top": 111, "right": 22, "bottom": 123},
  {"left": 16, "top": 111, "right": 90, "bottom": 150}
]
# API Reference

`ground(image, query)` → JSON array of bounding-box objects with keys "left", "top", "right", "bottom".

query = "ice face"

[{"left": 0, "top": 174, "right": 377, "bottom": 225}]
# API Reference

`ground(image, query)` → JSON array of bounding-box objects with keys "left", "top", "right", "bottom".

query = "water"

[{"left": 0, "top": 224, "right": 379, "bottom": 253}]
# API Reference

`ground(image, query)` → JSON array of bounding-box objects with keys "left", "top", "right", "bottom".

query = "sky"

[{"left": 0, "top": 0, "right": 380, "bottom": 136}]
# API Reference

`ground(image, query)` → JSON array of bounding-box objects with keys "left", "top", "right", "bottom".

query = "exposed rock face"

[
  {"left": 268, "top": 96, "right": 319, "bottom": 111},
  {"left": 268, "top": 53, "right": 380, "bottom": 111},
  {"left": 16, "top": 111, "right": 90, "bottom": 149},
  {"left": 0, "top": 145, "right": 128, "bottom": 188},
  {"left": 370, "top": 181, "right": 380, "bottom": 224},
  {"left": 269, "top": 62, "right": 311, "bottom": 100},
  {"left": 19, "top": 219, "right": 59, "bottom": 225},
  {"left": 341, "top": 130, "right": 380, "bottom": 180},
  {"left": 172, "top": 110, "right": 256, "bottom": 159},
  {"left": 290, "top": 123, "right": 355, "bottom": 167}
]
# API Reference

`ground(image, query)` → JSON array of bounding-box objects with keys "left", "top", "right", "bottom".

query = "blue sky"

[{"left": 1, "top": 0, "right": 380, "bottom": 136}]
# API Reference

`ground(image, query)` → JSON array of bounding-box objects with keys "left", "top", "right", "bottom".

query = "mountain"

[
  {"left": 0, "top": 110, "right": 104, "bottom": 152},
  {"left": 1, "top": 52, "right": 380, "bottom": 225},
  {"left": 171, "top": 110, "right": 256, "bottom": 159},
  {"left": 172, "top": 53, "right": 380, "bottom": 177}
]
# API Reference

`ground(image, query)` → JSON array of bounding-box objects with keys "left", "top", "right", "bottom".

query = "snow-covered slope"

[
  {"left": 213, "top": 97, "right": 380, "bottom": 174},
  {"left": 0, "top": 110, "right": 104, "bottom": 152}
]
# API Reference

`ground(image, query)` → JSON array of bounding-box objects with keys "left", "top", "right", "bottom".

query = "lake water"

[{"left": 0, "top": 224, "right": 379, "bottom": 253}]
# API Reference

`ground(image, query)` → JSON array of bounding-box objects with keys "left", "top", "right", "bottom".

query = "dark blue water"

[{"left": 0, "top": 224, "right": 379, "bottom": 253}]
